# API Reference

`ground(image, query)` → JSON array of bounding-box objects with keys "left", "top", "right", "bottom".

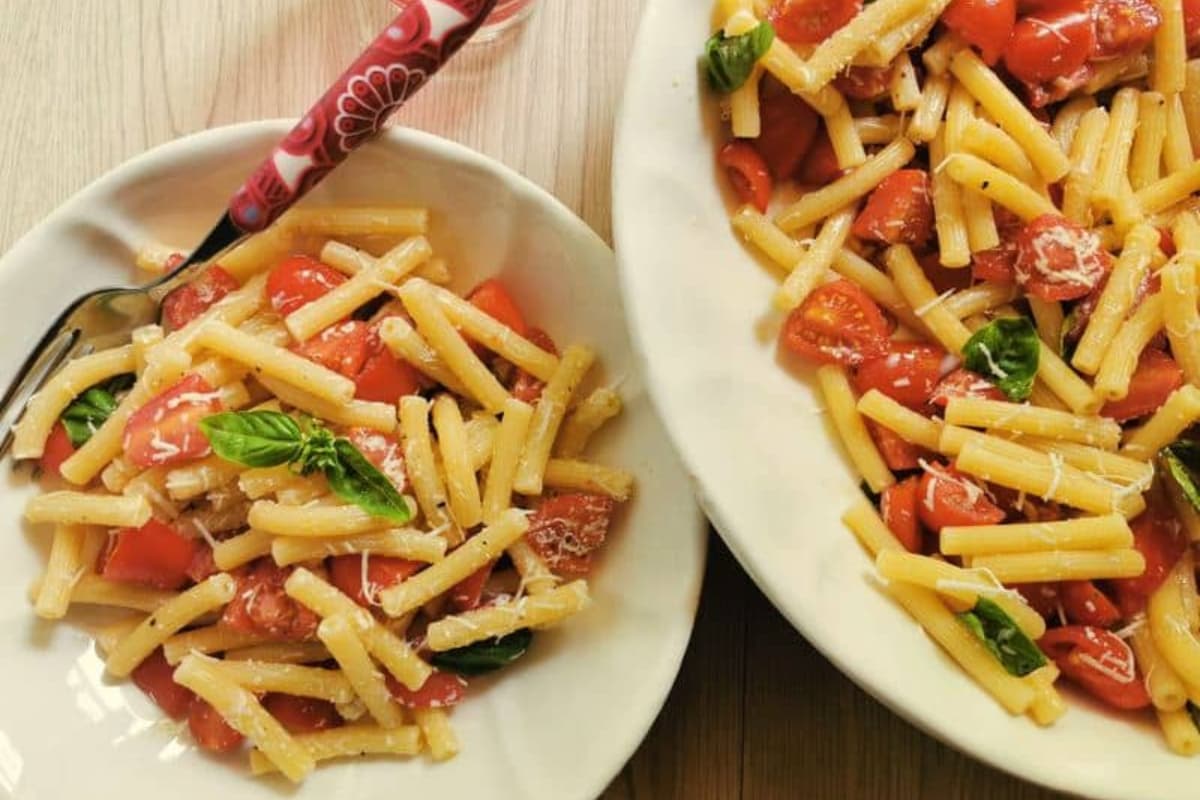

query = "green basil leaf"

[
  {"left": 297, "top": 426, "right": 340, "bottom": 476},
  {"left": 704, "top": 22, "right": 774, "bottom": 93},
  {"left": 325, "top": 438, "right": 413, "bottom": 524},
  {"left": 957, "top": 597, "right": 1047, "bottom": 677},
  {"left": 60, "top": 377, "right": 130, "bottom": 447},
  {"left": 962, "top": 318, "right": 1040, "bottom": 402},
  {"left": 1162, "top": 440, "right": 1200, "bottom": 513},
  {"left": 431, "top": 629, "right": 533, "bottom": 676},
  {"left": 199, "top": 410, "right": 304, "bottom": 467}
]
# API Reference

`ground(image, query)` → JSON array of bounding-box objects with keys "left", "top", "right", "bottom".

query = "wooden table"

[{"left": 0, "top": 2, "right": 1067, "bottom": 797}]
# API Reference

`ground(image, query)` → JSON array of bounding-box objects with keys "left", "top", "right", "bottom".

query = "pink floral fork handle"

[{"left": 228, "top": 0, "right": 496, "bottom": 232}]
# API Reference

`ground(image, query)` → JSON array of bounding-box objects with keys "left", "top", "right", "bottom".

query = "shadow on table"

[{"left": 601, "top": 532, "right": 1071, "bottom": 800}]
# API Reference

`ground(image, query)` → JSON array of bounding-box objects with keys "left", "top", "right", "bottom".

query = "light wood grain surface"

[{"left": 0, "top": 2, "right": 1068, "bottom": 798}]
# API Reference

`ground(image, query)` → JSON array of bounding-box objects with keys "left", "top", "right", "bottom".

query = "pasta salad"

[
  {"left": 708, "top": 0, "right": 1200, "bottom": 755},
  {"left": 15, "top": 206, "right": 631, "bottom": 781}
]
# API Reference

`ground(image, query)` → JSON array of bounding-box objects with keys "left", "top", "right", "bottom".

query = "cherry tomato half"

[
  {"left": 718, "top": 140, "right": 774, "bottom": 212},
  {"left": 779, "top": 280, "right": 890, "bottom": 367},
  {"left": 1003, "top": 1, "right": 1096, "bottom": 86}
]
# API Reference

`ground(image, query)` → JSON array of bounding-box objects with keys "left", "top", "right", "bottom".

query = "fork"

[{"left": 0, "top": 0, "right": 496, "bottom": 457}]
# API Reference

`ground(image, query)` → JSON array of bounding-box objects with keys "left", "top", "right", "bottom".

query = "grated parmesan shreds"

[{"left": 914, "top": 288, "right": 956, "bottom": 317}]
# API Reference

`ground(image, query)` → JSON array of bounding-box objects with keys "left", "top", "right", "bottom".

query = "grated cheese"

[
  {"left": 1042, "top": 452, "right": 1065, "bottom": 501},
  {"left": 914, "top": 288, "right": 956, "bottom": 317}
]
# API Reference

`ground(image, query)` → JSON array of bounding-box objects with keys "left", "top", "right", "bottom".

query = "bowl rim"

[
  {"left": 610, "top": 4, "right": 1173, "bottom": 799},
  {"left": 1, "top": 118, "right": 709, "bottom": 800}
]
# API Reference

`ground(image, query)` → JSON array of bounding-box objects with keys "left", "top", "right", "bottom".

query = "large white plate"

[
  {"left": 612, "top": 3, "right": 1189, "bottom": 798},
  {"left": 0, "top": 121, "right": 706, "bottom": 799}
]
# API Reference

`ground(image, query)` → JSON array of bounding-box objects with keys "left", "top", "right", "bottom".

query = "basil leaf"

[
  {"left": 297, "top": 426, "right": 340, "bottom": 476},
  {"left": 199, "top": 410, "right": 304, "bottom": 467},
  {"left": 957, "top": 597, "right": 1047, "bottom": 677},
  {"left": 704, "top": 22, "right": 774, "bottom": 93},
  {"left": 325, "top": 439, "right": 413, "bottom": 524},
  {"left": 431, "top": 629, "right": 533, "bottom": 676},
  {"left": 962, "top": 318, "right": 1040, "bottom": 402},
  {"left": 61, "top": 386, "right": 120, "bottom": 447},
  {"left": 1162, "top": 440, "right": 1200, "bottom": 513},
  {"left": 59, "top": 374, "right": 134, "bottom": 447}
]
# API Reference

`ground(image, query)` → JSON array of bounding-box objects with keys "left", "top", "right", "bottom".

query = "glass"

[{"left": 472, "top": 0, "right": 538, "bottom": 42}]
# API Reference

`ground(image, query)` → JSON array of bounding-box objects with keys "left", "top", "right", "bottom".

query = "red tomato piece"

[
  {"left": 718, "top": 140, "right": 774, "bottom": 212},
  {"left": 449, "top": 561, "right": 496, "bottom": 612},
  {"left": 795, "top": 127, "right": 843, "bottom": 186},
  {"left": 188, "top": 697, "right": 245, "bottom": 753},
  {"left": 1111, "top": 509, "right": 1187, "bottom": 615},
  {"left": 1003, "top": 1, "right": 1096, "bottom": 85},
  {"left": 1093, "top": 0, "right": 1161, "bottom": 58},
  {"left": 1023, "top": 62, "right": 1095, "bottom": 108},
  {"left": 970, "top": 207, "right": 1024, "bottom": 284},
  {"left": 267, "top": 255, "right": 347, "bottom": 317},
  {"left": 851, "top": 170, "right": 934, "bottom": 247},
  {"left": 160, "top": 266, "right": 239, "bottom": 332},
  {"left": 942, "top": 0, "right": 1017, "bottom": 63},
  {"left": 854, "top": 342, "right": 947, "bottom": 409},
  {"left": 526, "top": 493, "right": 615, "bottom": 577},
  {"left": 929, "top": 369, "right": 1006, "bottom": 408},
  {"left": 262, "top": 694, "right": 342, "bottom": 734},
  {"left": 1186, "top": 0, "right": 1200, "bottom": 52},
  {"left": 1014, "top": 214, "right": 1113, "bottom": 301},
  {"left": 291, "top": 320, "right": 371, "bottom": 379},
  {"left": 867, "top": 420, "right": 922, "bottom": 471},
  {"left": 346, "top": 427, "right": 407, "bottom": 491},
  {"left": 881, "top": 476, "right": 922, "bottom": 552},
  {"left": 103, "top": 519, "right": 198, "bottom": 590},
  {"left": 971, "top": 246, "right": 1018, "bottom": 284},
  {"left": 222, "top": 559, "right": 320, "bottom": 640},
  {"left": 131, "top": 647, "right": 195, "bottom": 719},
  {"left": 1038, "top": 626, "right": 1151, "bottom": 710},
  {"left": 753, "top": 76, "right": 821, "bottom": 180},
  {"left": 1101, "top": 349, "right": 1184, "bottom": 421},
  {"left": 833, "top": 65, "right": 894, "bottom": 100},
  {"left": 467, "top": 278, "right": 529, "bottom": 338},
  {"left": 1160, "top": 226, "right": 1177, "bottom": 257},
  {"left": 779, "top": 280, "right": 891, "bottom": 367},
  {"left": 122, "top": 373, "right": 221, "bottom": 469},
  {"left": 768, "top": 0, "right": 863, "bottom": 44},
  {"left": 1015, "top": 581, "right": 1063, "bottom": 619},
  {"left": 39, "top": 421, "right": 74, "bottom": 479},
  {"left": 387, "top": 671, "right": 467, "bottom": 709},
  {"left": 354, "top": 327, "right": 422, "bottom": 404},
  {"left": 185, "top": 542, "right": 218, "bottom": 584},
  {"left": 329, "top": 554, "right": 423, "bottom": 608},
  {"left": 916, "top": 462, "right": 1005, "bottom": 532},
  {"left": 1059, "top": 580, "right": 1122, "bottom": 627},
  {"left": 511, "top": 328, "right": 558, "bottom": 403},
  {"left": 917, "top": 251, "right": 976, "bottom": 295}
]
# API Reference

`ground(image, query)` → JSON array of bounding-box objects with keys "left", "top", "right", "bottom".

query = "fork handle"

[{"left": 227, "top": 0, "right": 495, "bottom": 233}]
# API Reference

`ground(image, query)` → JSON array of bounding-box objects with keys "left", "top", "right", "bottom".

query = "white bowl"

[
  {"left": 612, "top": 4, "right": 1186, "bottom": 798},
  {"left": 0, "top": 121, "right": 706, "bottom": 800}
]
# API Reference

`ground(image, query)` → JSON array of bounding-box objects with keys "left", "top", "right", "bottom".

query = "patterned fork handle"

[{"left": 229, "top": 0, "right": 496, "bottom": 232}]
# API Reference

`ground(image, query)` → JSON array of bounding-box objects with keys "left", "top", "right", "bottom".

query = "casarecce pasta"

[
  {"left": 16, "top": 205, "right": 633, "bottom": 781},
  {"left": 709, "top": 0, "right": 1200, "bottom": 754}
]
